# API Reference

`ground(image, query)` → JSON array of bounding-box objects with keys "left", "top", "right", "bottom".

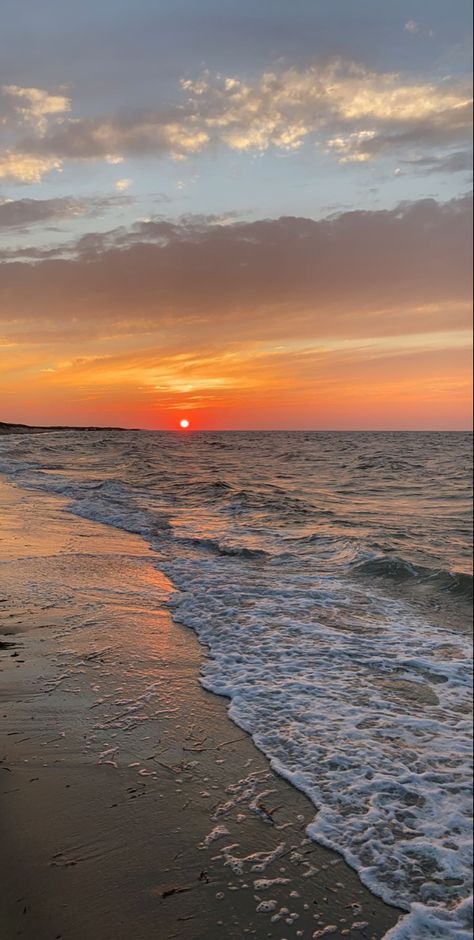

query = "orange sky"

[
  {"left": 2, "top": 339, "right": 471, "bottom": 430},
  {"left": 1, "top": 330, "right": 472, "bottom": 430},
  {"left": 0, "top": 4, "right": 472, "bottom": 430},
  {"left": 1, "top": 200, "right": 472, "bottom": 430}
]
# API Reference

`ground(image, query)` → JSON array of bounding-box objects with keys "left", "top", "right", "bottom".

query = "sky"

[{"left": 0, "top": 0, "right": 472, "bottom": 430}]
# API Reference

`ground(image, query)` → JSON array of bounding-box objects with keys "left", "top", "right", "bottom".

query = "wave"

[
  {"left": 181, "top": 536, "right": 270, "bottom": 560},
  {"left": 187, "top": 479, "right": 233, "bottom": 495},
  {"left": 353, "top": 554, "right": 473, "bottom": 603},
  {"left": 225, "top": 487, "right": 320, "bottom": 518}
]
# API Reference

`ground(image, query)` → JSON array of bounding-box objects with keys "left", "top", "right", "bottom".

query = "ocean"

[{"left": 0, "top": 429, "right": 472, "bottom": 938}]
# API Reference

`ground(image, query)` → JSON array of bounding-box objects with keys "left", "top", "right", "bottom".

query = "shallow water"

[{"left": 0, "top": 429, "right": 472, "bottom": 938}]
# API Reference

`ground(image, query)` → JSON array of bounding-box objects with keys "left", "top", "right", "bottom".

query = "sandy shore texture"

[{"left": 0, "top": 478, "right": 402, "bottom": 939}]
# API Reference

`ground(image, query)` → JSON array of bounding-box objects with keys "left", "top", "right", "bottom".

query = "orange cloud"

[{"left": 0, "top": 197, "right": 471, "bottom": 429}]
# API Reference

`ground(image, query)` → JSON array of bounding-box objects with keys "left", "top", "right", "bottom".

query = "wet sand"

[{"left": 0, "top": 479, "right": 403, "bottom": 939}]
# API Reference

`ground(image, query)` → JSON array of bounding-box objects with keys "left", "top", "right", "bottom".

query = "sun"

[{"left": 179, "top": 418, "right": 190, "bottom": 429}]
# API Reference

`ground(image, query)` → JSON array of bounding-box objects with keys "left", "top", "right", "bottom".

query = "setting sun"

[{"left": 179, "top": 419, "right": 190, "bottom": 429}]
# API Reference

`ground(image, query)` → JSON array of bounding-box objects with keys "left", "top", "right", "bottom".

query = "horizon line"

[{"left": 1, "top": 421, "right": 472, "bottom": 434}]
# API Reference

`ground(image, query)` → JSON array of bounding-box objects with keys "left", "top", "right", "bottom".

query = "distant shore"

[
  {"left": 0, "top": 421, "right": 49, "bottom": 435},
  {"left": 0, "top": 421, "right": 129, "bottom": 436},
  {"left": 0, "top": 478, "right": 402, "bottom": 939}
]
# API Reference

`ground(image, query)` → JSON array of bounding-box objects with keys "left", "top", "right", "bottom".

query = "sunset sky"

[{"left": 0, "top": 0, "right": 472, "bottom": 430}]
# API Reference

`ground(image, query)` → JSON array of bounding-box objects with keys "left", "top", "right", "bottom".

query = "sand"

[{"left": 0, "top": 478, "right": 402, "bottom": 939}]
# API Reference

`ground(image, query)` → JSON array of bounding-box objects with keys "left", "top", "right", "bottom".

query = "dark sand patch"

[{"left": 0, "top": 479, "right": 403, "bottom": 939}]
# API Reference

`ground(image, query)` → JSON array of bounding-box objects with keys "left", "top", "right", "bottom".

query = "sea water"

[{"left": 0, "top": 429, "right": 472, "bottom": 938}]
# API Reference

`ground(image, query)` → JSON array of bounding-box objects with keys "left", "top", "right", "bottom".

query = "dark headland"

[{"left": 0, "top": 421, "right": 131, "bottom": 436}]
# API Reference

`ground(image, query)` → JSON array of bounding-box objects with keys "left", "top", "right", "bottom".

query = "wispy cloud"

[
  {"left": 0, "top": 152, "right": 62, "bottom": 183},
  {"left": 404, "top": 20, "right": 435, "bottom": 39},
  {"left": 182, "top": 61, "right": 470, "bottom": 154},
  {"left": 0, "top": 194, "right": 134, "bottom": 230},
  {"left": 0, "top": 61, "right": 471, "bottom": 181},
  {"left": 1, "top": 84, "right": 70, "bottom": 129},
  {"left": 401, "top": 150, "right": 472, "bottom": 174},
  {"left": 115, "top": 178, "right": 133, "bottom": 191},
  {"left": 404, "top": 20, "right": 421, "bottom": 34}
]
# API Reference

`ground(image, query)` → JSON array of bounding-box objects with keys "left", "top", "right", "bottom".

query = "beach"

[{"left": 0, "top": 477, "right": 402, "bottom": 939}]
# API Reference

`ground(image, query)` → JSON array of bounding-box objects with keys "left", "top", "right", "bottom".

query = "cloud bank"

[{"left": 0, "top": 194, "right": 470, "bottom": 343}]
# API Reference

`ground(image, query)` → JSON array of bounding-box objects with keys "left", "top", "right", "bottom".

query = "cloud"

[
  {"left": 18, "top": 110, "right": 210, "bottom": 162},
  {"left": 0, "top": 152, "right": 62, "bottom": 183},
  {"left": 327, "top": 130, "right": 378, "bottom": 163},
  {"left": 0, "top": 194, "right": 134, "bottom": 230},
  {"left": 0, "top": 84, "right": 70, "bottom": 130},
  {"left": 402, "top": 150, "right": 472, "bottom": 174},
  {"left": 0, "top": 61, "right": 471, "bottom": 181},
  {"left": 0, "top": 195, "right": 470, "bottom": 351},
  {"left": 404, "top": 20, "right": 435, "bottom": 39},
  {"left": 0, "top": 84, "right": 70, "bottom": 181},
  {"left": 184, "top": 61, "right": 471, "bottom": 150}
]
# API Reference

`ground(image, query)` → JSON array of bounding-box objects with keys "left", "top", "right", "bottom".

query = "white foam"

[
  {"left": 199, "top": 825, "right": 231, "bottom": 848},
  {"left": 165, "top": 550, "right": 472, "bottom": 937},
  {"left": 256, "top": 899, "right": 278, "bottom": 913},
  {"left": 384, "top": 894, "right": 473, "bottom": 939}
]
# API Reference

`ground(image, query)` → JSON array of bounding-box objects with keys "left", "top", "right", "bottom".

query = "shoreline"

[
  {"left": 0, "top": 478, "right": 402, "bottom": 939},
  {"left": 0, "top": 422, "right": 132, "bottom": 437}
]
